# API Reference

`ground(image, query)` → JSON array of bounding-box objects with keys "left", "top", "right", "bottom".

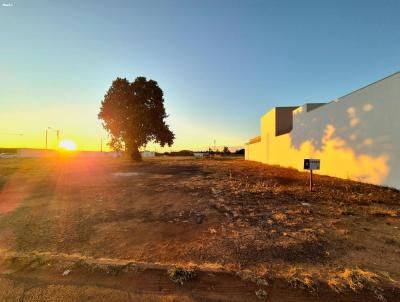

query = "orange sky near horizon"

[{"left": 0, "top": 101, "right": 245, "bottom": 152}]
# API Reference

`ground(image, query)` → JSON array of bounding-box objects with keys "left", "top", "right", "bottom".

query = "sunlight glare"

[{"left": 59, "top": 139, "right": 77, "bottom": 151}]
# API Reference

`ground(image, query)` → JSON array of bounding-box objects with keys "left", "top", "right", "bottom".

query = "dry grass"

[
  {"left": 286, "top": 269, "right": 317, "bottom": 293},
  {"left": 236, "top": 270, "right": 269, "bottom": 286},
  {"left": 368, "top": 207, "right": 399, "bottom": 217},
  {"left": 254, "top": 289, "right": 268, "bottom": 300},
  {"left": 328, "top": 268, "right": 386, "bottom": 301},
  {"left": 167, "top": 267, "right": 196, "bottom": 285},
  {"left": 0, "top": 157, "right": 400, "bottom": 300}
]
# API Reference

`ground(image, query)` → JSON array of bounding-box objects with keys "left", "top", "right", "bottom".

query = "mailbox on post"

[{"left": 304, "top": 159, "right": 320, "bottom": 191}]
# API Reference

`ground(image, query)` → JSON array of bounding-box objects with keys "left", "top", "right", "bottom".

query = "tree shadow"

[{"left": 288, "top": 73, "right": 399, "bottom": 188}]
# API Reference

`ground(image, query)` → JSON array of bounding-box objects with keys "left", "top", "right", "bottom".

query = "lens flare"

[{"left": 59, "top": 139, "right": 77, "bottom": 151}]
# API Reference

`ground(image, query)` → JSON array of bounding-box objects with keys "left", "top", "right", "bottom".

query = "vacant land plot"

[{"left": 0, "top": 157, "right": 399, "bottom": 301}]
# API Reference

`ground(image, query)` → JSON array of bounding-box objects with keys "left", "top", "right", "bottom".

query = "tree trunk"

[{"left": 130, "top": 148, "right": 142, "bottom": 161}]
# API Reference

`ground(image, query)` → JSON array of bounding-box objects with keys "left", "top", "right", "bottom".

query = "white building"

[
  {"left": 245, "top": 72, "right": 400, "bottom": 189},
  {"left": 16, "top": 148, "right": 121, "bottom": 158},
  {"left": 141, "top": 151, "right": 156, "bottom": 158}
]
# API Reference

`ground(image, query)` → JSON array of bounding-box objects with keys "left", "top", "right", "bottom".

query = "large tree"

[{"left": 98, "top": 77, "right": 175, "bottom": 160}]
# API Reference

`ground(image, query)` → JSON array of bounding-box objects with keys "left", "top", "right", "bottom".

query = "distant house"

[
  {"left": 141, "top": 151, "right": 155, "bottom": 158},
  {"left": 245, "top": 72, "right": 400, "bottom": 189},
  {"left": 17, "top": 148, "right": 57, "bottom": 158},
  {"left": 16, "top": 148, "right": 121, "bottom": 158},
  {"left": 0, "top": 153, "right": 17, "bottom": 159},
  {"left": 193, "top": 152, "right": 209, "bottom": 158}
]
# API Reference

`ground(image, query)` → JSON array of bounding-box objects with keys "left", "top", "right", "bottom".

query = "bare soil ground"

[{"left": 0, "top": 156, "right": 399, "bottom": 301}]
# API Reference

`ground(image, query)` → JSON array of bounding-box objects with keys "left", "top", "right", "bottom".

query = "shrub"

[
  {"left": 167, "top": 267, "right": 196, "bottom": 285},
  {"left": 255, "top": 289, "right": 268, "bottom": 300}
]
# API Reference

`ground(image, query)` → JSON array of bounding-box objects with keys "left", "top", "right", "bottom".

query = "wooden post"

[{"left": 309, "top": 169, "right": 313, "bottom": 192}]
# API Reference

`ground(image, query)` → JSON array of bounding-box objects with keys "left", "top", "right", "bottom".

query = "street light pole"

[
  {"left": 45, "top": 127, "right": 61, "bottom": 150},
  {"left": 45, "top": 127, "right": 56, "bottom": 150}
]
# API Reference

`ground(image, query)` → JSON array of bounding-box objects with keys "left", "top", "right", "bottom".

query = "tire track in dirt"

[{"left": 1, "top": 250, "right": 400, "bottom": 302}]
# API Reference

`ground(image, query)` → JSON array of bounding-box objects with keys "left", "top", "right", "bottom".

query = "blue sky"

[{"left": 1, "top": 0, "right": 399, "bottom": 151}]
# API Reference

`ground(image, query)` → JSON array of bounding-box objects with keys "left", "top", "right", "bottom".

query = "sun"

[{"left": 59, "top": 139, "right": 77, "bottom": 151}]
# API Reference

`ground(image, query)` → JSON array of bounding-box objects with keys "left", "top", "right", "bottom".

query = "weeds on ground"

[
  {"left": 167, "top": 267, "right": 196, "bottom": 285},
  {"left": 287, "top": 270, "right": 316, "bottom": 293},
  {"left": 368, "top": 207, "right": 399, "bottom": 217},
  {"left": 6, "top": 255, "right": 48, "bottom": 271},
  {"left": 236, "top": 270, "right": 269, "bottom": 286},
  {"left": 255, "top": 289, "right": 268, "bottom": 300},
  {"left": 328, "top": 268, "right": 386, "bottom": 301},
  {"left": 71, "top": 259, "right": 139, "bottom": 276}
]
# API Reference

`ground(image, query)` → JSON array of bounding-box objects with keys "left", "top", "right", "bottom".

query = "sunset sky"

[{"left": 1, "top": 0, "right": 400, "bottom": 151}]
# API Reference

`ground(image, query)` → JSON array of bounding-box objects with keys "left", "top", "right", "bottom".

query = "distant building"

[
  {"left": 15, "top": 148, "right": 121, "bottom": 158},
  {"left": 245, "top": 72, "right": 400, "bottom": 189},
  {"left": 193, "top": 152, "right": 209, "bottom": 157},
  {"left": 17, "top": 148, "right": 57, "bottom": 158},
  {"left": 141, "top": 151, "right": 155, "bottom": 158},
  {"left": 0, "top": 153, "right": 17, "bottom": 159}
]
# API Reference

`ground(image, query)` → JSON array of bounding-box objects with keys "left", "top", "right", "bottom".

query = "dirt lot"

[{"left": 0, "top": 156, "right": 399, "bottom": 301}]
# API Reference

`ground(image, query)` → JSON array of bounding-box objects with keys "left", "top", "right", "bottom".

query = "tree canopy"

[{"left": 98, "top": 77, "right": 174, "bottom": 160}]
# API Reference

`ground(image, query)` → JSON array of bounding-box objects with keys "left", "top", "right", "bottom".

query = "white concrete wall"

[
  {"left": 245, "top": 141, "right": 262, "bottom": 161},
  {"left": 246, "top": 72, "right": 400, "bottom": 189}
]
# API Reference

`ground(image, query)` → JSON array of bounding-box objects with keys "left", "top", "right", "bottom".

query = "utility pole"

[
  {"left": 45, "top": 127, "right": 59, "bottom": 149},
  {"left": 56, "top": 130, "right": 60, "bottom": 147},
  {"left": 45, "top": 128, "right": 49, "bottom": 149}
]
